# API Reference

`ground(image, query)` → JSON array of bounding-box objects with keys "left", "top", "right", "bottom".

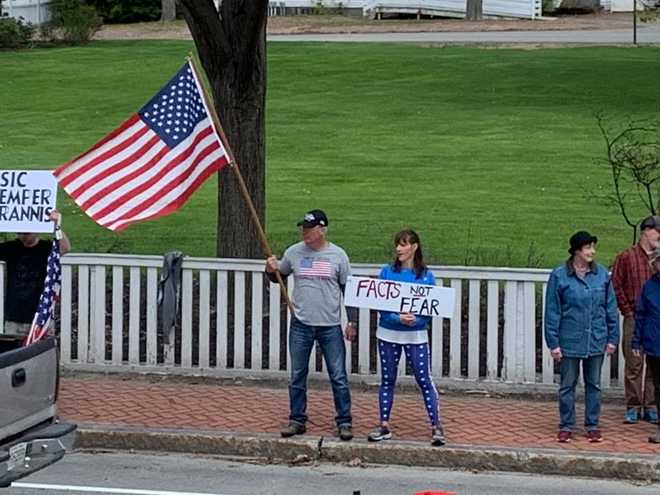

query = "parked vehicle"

[{"left": 0, "top": 335, "right": 76, "bottom": 487}]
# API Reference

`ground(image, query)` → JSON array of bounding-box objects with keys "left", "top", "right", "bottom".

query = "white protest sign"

[
  {"left": 0, "top": 171, "right": 58, "bottom": 233},
  {"left": 344, "top": 275, "right": 456, "bottom": 318}
]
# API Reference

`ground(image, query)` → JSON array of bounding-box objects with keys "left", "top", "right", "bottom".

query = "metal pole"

[{"left": 634, "top": 0, "right": 638, "bottom": 45}]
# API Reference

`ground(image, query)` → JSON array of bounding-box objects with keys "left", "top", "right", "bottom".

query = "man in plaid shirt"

[{"left": 612, "top": 216, "right": 660, "bottom": 424}]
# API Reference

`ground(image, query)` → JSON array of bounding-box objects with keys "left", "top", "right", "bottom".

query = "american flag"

[
  {"left": 54, "top": 62, "right": 229, "bottom": 231},
  {"left": 299, "top": 257, "right": 333, "bottom": 278},
  {"left": 24, "top": 240, "right": 61, "bottom": 346}
]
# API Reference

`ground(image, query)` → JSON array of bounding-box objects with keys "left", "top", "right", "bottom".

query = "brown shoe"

[
  {"left": 557, "top": 431, "right": 572, "bottom": 443},
  {"left": 586, "top": 430, "right": 603, "bottom": 443},
  {"left": 280, "top": 422, "right": 306, "bottom": 438},
  {"left": 338, "top": 424, "right": 353, "bottom": 441}
]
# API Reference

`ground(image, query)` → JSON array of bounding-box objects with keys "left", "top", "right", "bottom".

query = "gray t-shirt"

[{"left": 279, "top": 241, "right": 351, "bottom": 326}]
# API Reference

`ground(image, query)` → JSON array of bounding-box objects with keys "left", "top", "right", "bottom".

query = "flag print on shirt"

[{"left": 298, "top": 257, "right": 333, "bottom": 278}]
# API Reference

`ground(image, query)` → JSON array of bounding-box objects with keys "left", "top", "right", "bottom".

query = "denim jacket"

[{"left": 544, "top": 261, "right": 619, "bottom": 358}]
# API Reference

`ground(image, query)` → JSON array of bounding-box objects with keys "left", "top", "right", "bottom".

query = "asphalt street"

[
  {"left": 268, "top": 25, "right": 660, "bottom": 44},
  {"left": 7, "top": 451, "right": 660, "bottom": 495}
]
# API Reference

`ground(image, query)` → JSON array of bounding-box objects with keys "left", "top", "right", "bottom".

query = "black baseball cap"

[
  {"left": 640, "top": 215, "right": 660, "bottom": 231},
  {"left": 296, "top": 209, "right": 328, "bottom": 228},
  {"left": 568, "top": 230, "right": 598, "bottom": 255}
]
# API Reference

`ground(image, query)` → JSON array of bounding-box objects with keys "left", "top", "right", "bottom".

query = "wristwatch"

[{"left": 347, "top": 322, "right": 357, "bottom": 328}]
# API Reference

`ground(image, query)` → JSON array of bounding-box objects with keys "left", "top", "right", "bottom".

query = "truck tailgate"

[{"left": 0, "top": 337, "right": 58, "bottom": 441}]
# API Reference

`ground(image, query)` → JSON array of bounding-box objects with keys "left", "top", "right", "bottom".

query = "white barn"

[{"left": 268, "top": 0, "right": 542, "bottom": 19}]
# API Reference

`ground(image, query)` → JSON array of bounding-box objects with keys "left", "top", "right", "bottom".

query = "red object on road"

[{"left": 414, "top": 492, "right": 456, "bottom": 495}]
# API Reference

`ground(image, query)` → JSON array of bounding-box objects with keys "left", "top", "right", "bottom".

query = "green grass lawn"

[{"left": 2, "top": 41, "right": 659, "bottom": 267}]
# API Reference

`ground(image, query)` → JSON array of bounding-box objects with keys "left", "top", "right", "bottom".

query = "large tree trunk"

[
  {"left": 178, "top": 0, "right": 268, "bottom": 259},
  {"left": 465, "top": 0, "right": 483, "bottom": 20},
  {"left": 161, "top": 0, "right": 177, "bottom": 21}
]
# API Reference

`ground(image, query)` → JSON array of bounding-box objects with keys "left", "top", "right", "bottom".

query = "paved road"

[
  {"left": 268, "top": 26, "right": 660, "bottom": 44},
  {"left": 7, "top": 452, "right": 660, "bottom": 495}
]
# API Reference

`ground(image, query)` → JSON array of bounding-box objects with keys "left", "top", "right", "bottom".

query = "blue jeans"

[
  {"left": 558, "top": 354, "right": 604, "bottom": 432},
  {"left": 288, "top": 318, "right": 352, "bottom": 427}
]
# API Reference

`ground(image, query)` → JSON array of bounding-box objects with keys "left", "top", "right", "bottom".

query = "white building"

[
  {"left": 1, "top": 0, "right": 51, "bottom": 25},
  {"left": 268, "top": 1, "right": 542, "bottom": 20}
]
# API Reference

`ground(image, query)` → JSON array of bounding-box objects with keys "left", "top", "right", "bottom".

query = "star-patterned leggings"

[{"left": 377, "top": 339, "right": 440, "bottom": 426}]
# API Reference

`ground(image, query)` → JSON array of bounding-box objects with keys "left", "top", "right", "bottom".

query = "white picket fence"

[{"left": 0, "top": 254, "right": 624, "bottom": 390}]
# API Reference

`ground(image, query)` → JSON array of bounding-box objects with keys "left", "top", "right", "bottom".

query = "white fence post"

[
  {"left": 251, "top": 272, "right": 263, "bottom": 370},
  {"left": 60, "top": 264, "right": 72, "bottom": 364},
  {"left": 181, "top": 269, "right": 193, "bottom": 368},
  {"left": 111, "top": 266, "right": 123, "bottom": 365},
  {"left": 199, "top": 270, "right": 211, "bottom": 369},
  {"left": 449, "top": 279, "right": 462, "bottom": 378},
  {"left": 486, "top": 280, "right": 499, "bottom": 380}
]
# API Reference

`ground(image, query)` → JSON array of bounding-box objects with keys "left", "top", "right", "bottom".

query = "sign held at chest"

[
  {"left": 0, "top": 171, "right": 57, "bottom": 233},
  {"left": 344, "top": 276, "right": 456, "bottom": 318}
]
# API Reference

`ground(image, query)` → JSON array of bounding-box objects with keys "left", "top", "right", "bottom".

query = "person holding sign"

[
  {"left": 265, "top": 209, "right": 358, "bottom": 441},
  {"left": 0, "top": 210, "right": 70, "bottom": 336},
  {"left": 544, "top": 231, "right": 618, "bottom": 444},
  {"left": 367, "top": 229, "right": 445, "bottom": 446}
]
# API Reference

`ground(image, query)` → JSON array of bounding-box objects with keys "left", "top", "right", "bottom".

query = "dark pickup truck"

[{"left": 0, "top": 335, "right": 76, "bottom": 487}]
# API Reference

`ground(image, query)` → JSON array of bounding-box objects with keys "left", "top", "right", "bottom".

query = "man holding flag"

[{"left": 0, "top": 210, "right": 70, "bottom": 339}]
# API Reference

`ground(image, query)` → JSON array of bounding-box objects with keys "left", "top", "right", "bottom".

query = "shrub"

[
  {"left": 41, "top": 0, "right": 102, "bottom": 45},
  {"left": 84, "top": 0, "right": 161, "bottom": 24},
  {"left": 0, "top": 17, "right": 35, "bottom": 49}
]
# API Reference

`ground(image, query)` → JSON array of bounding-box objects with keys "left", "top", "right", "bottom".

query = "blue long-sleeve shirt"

[
  {"left": 378, "top": 265, "right": 435, "bottom": 332},
  {"left": 633, "top": 273, "right": 660, "bottom": 357},
  {"left": 544, "top": 261, "right": 619, "bottom": 358}
]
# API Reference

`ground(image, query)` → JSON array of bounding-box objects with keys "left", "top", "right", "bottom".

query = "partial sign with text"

[
  {"left": 344, "top": 275, "right": 455, "bottom": 318},
  {"left": 0, "top": 171, "right": 57, "bottom": 233}
]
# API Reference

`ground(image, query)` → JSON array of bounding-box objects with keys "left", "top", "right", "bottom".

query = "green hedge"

[
  {"left": 41, "top": 0, "right": 102, "bottom": 45},
  {"left": 84, "top": 0, "right": 161, "bottom": 24},
  {"left": 0, "top": 17, "right": 35, "bottom": 49}
]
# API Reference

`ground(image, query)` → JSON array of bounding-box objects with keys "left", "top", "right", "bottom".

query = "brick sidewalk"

[{"left": 58, "top": 376, "right": 660, "bottom": 456}]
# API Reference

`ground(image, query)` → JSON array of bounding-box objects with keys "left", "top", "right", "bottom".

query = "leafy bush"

[
  {"left": 0, "top": 17, "right": 35, "bottom": 49},
  {"left": 41, "top": 0, "right": 102, "bottom": 45},
  {"left": 84, "top": 0, "right": 161, "bottom": 24}
]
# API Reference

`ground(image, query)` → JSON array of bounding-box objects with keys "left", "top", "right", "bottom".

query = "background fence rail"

[{"left": 0, "top": 254, "right": 624, "bottom": 391}]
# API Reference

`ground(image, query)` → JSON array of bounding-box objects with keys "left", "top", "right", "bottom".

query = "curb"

[{"left": 76, "top": 426, "right": 660, "bottom": 482}]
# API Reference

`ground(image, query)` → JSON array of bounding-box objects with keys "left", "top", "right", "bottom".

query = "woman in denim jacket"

[{"left": 544, "top": 231, "right": 619, "bottom": 443}]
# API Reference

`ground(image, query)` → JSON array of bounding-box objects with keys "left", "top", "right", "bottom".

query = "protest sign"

[
  {"left": 0, "top": 171, "right": 58, "bottom": 233},
  {"left": 344, "top": 275, "right": 455, "bottom": 318}
]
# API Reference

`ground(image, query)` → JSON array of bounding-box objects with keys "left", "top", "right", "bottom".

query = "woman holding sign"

[{"left": 367, "top": 229, "right": 445, "bottom": 446}]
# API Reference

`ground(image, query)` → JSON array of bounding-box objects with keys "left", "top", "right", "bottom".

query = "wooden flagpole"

[{"left": 187, "top": 55, "right": 295, "bottom": 316}]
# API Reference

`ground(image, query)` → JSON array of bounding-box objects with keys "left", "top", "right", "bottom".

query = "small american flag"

[
  {"left": 54, "top": 62, "right": 229, "bottom": 231},
  {"left": 299, "top": 257, "right": 333, "bottom": 278},
  {"left": 24, "top": 240, "right": 61, "bottom": 346}
]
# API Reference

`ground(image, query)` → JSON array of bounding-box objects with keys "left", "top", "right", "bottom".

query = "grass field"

[{"left": 2, "top": 41, "right": 660, "bottom": 267}]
